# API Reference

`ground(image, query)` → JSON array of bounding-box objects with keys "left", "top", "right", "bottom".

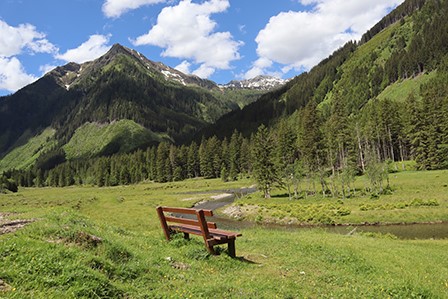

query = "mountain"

[
  {"left": 0, "top": 44, "right": 270, "bottom": 170},
  {"left": 220, "top": 75, "right": 287, "bottom": 91},
  {"left": 3, "top": 0, "right": 448, "bottom": 177},
  {"left": 199, "top": 0, "right": 447, "bottom": 139},
  {"left": 50, "top": 44, "right": 219, "bottom": 91}
]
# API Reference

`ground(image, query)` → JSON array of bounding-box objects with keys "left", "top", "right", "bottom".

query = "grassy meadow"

[
  {"left": 229, "top": 169, "right": 448, "bottom": 226},
  {"left": 1, "top": 171, "right": 447, "bottom": 298}
]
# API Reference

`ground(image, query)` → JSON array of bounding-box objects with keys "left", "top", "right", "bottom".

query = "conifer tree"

[
  {"left": 228, "top": 131, "right": 241, "bottom": 181},
  {"left": 252, "top": 124, "right": 283, "bottom": 198},
  {"left": 156, "top": 142, "right": 170, "bottom": 182},
  {"left": 187, "top": 142, "right": 200, "bottom": 178},
  {"left": 299, "top": 101, "right": 326, "bottom": 195},
  {"left": 239, "top": 138, "right": 252, "bottom": 175},
  {"left": 199, "top": 137, "right": 213, "bottom": 178}
]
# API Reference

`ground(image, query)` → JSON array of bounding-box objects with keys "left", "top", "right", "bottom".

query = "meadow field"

[{"left": 0, "top": 170, "right": 447, "bottom": 298}]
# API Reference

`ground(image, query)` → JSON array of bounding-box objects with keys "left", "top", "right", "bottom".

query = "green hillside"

[
  {"left": 63, "top": 120, "right": 164, "bottom": 160},
  {"left": 203, "top": 0, "right": 447, "bottom": 139},
  {"left": 377, "top": 71, "right": 436, "bottom": 102},
  {"left": 0, "top": 128, "right": 57, "bottom": 172}
]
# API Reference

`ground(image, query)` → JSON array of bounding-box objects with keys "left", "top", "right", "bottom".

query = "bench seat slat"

[
  {"left": 209, "top": 228, "right": 242, "bottom": 238},
  {"left": 170, "top": 224, "right": 203, "bottom": 235},
  {"left": 169, "top": 224, "right": 241, "bottom": 240}
]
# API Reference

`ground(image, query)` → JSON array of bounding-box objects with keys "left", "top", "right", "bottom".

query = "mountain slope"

[
  {"left": 0, "top": 44, "right": 273, "bottom": 168},
  {"left": 49, "top": 44, "right": 238, "bottom": 142},
  {"left": 199, "top": 0, "right": 447, "bottom": 139}
]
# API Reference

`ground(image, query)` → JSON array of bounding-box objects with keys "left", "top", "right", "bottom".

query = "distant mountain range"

[
  {"left": 0, "top": 44, "right": 285, "bottom": 170},
  {"left": 220, "top": 75, "right": 287, "bottom": 91}
]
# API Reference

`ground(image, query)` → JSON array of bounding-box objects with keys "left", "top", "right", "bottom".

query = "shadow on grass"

[{"left": 235, "top": 256, "right": 259, "bottom": 264}]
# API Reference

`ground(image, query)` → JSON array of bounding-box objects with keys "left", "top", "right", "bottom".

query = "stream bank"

[{"left": 189, "top": 188, "right": 448, "bottom": 240}]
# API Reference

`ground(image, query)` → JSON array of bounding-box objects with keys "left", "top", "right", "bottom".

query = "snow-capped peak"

[{"left": 220, "top": 75, "right": 287, "bottom": 91}]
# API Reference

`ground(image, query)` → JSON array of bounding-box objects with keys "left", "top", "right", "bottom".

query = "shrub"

[{"left": 0, "top": 175, "right": 18, "bottom": 193}]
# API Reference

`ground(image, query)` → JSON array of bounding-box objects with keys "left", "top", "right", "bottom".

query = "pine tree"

[
  {"left": 187, "top": 142, "right": 200, "bottom": 178},
  {"left": 239, "top": 138, "right": 252, "bottom": 175},
  {"left": 299, "top": 101, "right": 326, "bottom": 195},
  {"left": 251, "top": 124, "right": 283, "bottom": 198},
  {"left": 419, "top": 72, "right": 448, "bottom": 169},
  {"left": 274, "top": 119, "right": 297, "bottom": 198},
  {"left": 228, "top": 131, "right": 241, "bottom": 181},
  {"left": 156, "top": 142, "right": 170, "bottom": 182},
  {"left": 199, "top": 137, "right": 213, "bottom": 178},
  {"left": 35, "top": 168, "right": 44, "bottom": 187}
]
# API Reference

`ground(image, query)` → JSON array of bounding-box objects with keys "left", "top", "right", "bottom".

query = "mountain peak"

[
  {"left": 107, "top": 43, "right": 130, "bottom": 56},
  {"left": 220, "top": 75, "right": 287, "bottom": 91}
]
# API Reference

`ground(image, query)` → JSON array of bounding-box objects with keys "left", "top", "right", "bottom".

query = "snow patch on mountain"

[{"left": 220, "top": 75, "right": 287, "bottom": 91}]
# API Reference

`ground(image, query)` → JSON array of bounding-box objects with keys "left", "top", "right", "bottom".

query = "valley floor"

[{"left": 0, "top": 171, "right": 447, "bottom": 298}]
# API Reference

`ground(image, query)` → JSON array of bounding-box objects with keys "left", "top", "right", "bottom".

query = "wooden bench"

[{"left": 156, "top": 206, "right": 242, "bottom": 257}]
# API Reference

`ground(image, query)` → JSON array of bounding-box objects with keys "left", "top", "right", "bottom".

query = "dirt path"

[{"left": 0, "top": 213, "right": 35, "bottom": 235}]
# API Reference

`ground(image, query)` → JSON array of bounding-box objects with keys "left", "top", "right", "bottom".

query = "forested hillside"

[{"left": 1, "top": 0, "right": 448, "bottom": 192}]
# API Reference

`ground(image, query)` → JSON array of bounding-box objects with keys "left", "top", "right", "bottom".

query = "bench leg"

[
  {"left": 207, "top": 244, "right": 216, "bottom": 255},
  {"left": 156, "top": 207, "right": 171, "bottom": 241},
  {"left": 183, "top": 232, "right": 190, "bottom": 240},
  {"left": 227, "top": 239, "right": 236, "bottom": 258}
]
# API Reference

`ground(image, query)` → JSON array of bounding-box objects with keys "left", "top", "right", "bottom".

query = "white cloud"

[
  {"left": 56, "top": 35, "right": 112, "bottom": 64},
  {"left": 0, "top": 57, "right": 37, "bottom": 92},
  {"left": 132, "top": 0, "right": 242, "bottom": 79},
  {"left": 0, "top": 20, "right": 57, "bottom": 93},
  {"left": 248, "top": 0, "right": 404, "bottom": 77},
  {"left": 0, "top": 20, "right": 58, "bottom": 57},
  {"left": 102, "top": 0, "right": 165, "bottom": 18},
  {"left": 175, "top": 60, "right": 191, "bottom": 74},
  {"left": 39, "top": 64, "right": 57, "bottom": 75},
  {"left": 193, "top": 64, "right": 215, "bottom": 78},
  {"left": 244, "top": 57, "right": 273, "bottom": 79}
]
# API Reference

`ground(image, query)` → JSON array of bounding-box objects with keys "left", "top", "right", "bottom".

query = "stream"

[{"left": 189, "top": 188, "right": 448, "bottom": 240}]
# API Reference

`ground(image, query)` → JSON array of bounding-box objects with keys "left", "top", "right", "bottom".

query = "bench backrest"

[{"left": 156, "top": 206, "right": 216, "bottom": 241}]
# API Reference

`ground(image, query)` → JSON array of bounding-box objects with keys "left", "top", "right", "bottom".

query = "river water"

[{"left": 190, "top": 188, "right": 448, "bottom": 240}]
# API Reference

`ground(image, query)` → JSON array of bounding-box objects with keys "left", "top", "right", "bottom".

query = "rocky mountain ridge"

[
  {"left": 220, "top": 75, "right": 287, "bottom": 91},
  {"left": 48, "top": 44, "right": 286, "bottom": 92}
]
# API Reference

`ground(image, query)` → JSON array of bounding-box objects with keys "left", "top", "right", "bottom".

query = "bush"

[{"left": 0, "top": 175, "right": 18, "bottom": 193}]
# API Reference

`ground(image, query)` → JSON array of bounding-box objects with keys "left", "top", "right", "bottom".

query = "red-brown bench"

[{"left": 156, "top": 206, "right": 242, "bottom": 257}]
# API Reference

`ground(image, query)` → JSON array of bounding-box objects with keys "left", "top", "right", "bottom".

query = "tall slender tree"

[{"left": 252, "top": 124, "right": 283, "bottom": 198}]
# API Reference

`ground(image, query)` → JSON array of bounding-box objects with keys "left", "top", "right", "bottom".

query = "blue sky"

[{"left": 0, "top": 0, "right": 404, "bottom": 96}]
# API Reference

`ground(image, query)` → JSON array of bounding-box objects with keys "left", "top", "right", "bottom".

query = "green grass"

[
  {"left": 63, "top": 120, "right": 163, "bottom": 159},
  {"left": 377, "top": 71, "right": 437, "bottom": 102},
  {"left": 231, "top": 170, "right": 448, "bottom": 225},
  {"left": 0, "top": 128, "right": 56, "bottom": 172},
  {"left": 1, "top": 174, "right": 447, "bottom": 298}
]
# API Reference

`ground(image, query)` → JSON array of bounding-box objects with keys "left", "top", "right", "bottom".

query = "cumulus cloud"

[
  {"left": 248, "top": 0, "right": 404, "bottom": 77},
  {"left": 175, "top": 60, "right": 191, "bottom": 74},
  {"left": 0, "top": 20, "right": 58, "bottom": 57},
  {"left": 0, "top": 57, "right": 37, "bottom": 92},
  {"left": 102, "top": 0, "right": 165, "bottom": 18},
  {"left": 244, "top": 57, "right": 273, "bottom": 79},
  {"left": 132, "top": 0, "right": 242, "bottom": 78},
  {"left": 39, "top": 64, "right": 57, "bottom": 75},
  {"left": 56, "top": 34, "right": 112, "bottom": 64},
  {"left": 193, "top": 64, "right": 215, "bottom": 78},
  {"left": 0, "top": 20, "right": 57, "bottom": 92}
]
